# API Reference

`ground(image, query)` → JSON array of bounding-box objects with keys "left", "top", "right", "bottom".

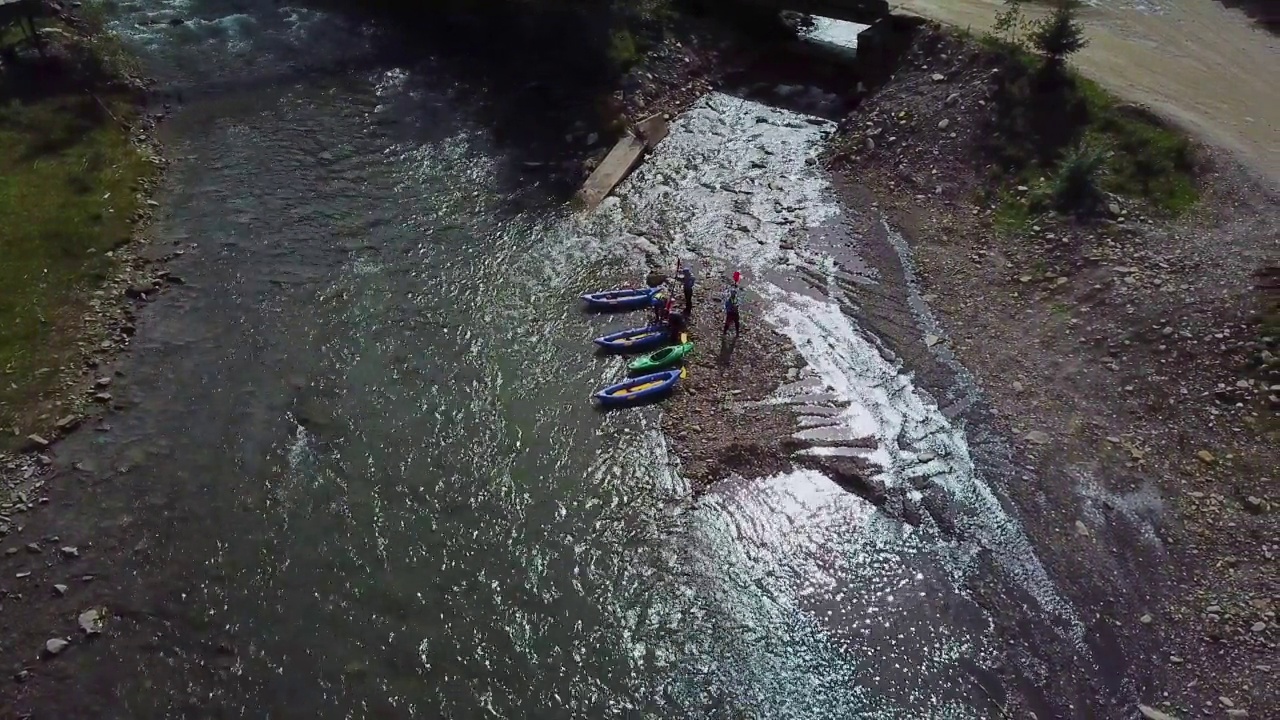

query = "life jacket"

[{"left": 724, "top": 291, "right": 738, "bottom": 314}]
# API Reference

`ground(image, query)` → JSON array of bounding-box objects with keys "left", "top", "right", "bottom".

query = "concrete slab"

[
  {"left": 578, "top": 132, "right": 646, "bottom": 209},
  {"left": 635, "top": 113, "right": 670, "bottom": 149}
]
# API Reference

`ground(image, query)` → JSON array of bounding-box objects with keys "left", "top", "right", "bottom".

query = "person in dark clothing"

[
  {"left": 651, "top": 289, "right": 669, "bottom": 326},
  {"left": 668, "top": 310, "right": 686, "bottom": 343},
  {"left": 679, "top": 266, "right": 695, "bottom": 316},
  {"left": 722, "top": 288, "right": 741, "bottom": 335}
]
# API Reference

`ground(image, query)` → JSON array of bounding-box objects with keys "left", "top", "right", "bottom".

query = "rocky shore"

[
  {"left": 825, "top": 23, "right": 1278, "bottom": 719},
  {"left": 1, "top": 5, "right": 170, "bottom": 523}
]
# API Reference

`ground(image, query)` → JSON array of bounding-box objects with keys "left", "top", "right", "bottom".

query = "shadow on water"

[{"left": 297, "top": 2, "right": 635, "bottom": 196}]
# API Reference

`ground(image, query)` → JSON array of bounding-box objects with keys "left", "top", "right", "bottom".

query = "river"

[{"left": 33, "top": 1, "right": 1092, "bottom": 717}]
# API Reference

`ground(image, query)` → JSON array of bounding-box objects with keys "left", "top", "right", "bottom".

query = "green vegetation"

[
  {"left": 0, "top": 4, "right": 152, "bottom": 438},
  {"left": 982, "top": 0, "right": 1197, "bottom": 222}
]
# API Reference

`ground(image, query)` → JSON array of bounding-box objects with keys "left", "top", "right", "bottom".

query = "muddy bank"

[{"left": 826, "top": 21, "right": 1279, "bottom": 719}]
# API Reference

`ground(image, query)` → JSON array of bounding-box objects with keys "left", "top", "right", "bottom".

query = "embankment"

[
  {"left": 1, "top": 4, "right": 165, "bottom": 455},
  {"left": 826, "top": 19, "right": 1279, "bottom": 718}
]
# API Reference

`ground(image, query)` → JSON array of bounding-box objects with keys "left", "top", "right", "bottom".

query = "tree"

[{"left": 1031, "top": 0, "right": 1089, "bottom": 68}]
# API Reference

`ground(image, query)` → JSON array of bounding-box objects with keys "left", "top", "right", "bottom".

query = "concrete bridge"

[{"left": 738, "top": 0, "right": 890, "bottom": 25}]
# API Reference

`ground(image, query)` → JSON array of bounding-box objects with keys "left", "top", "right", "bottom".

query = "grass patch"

[
  {"left": 979, "top": 0, "right": 1198, "bottom": 220},
  {"left": 0, "top": 21, "right": 152, "bottom": 439}
]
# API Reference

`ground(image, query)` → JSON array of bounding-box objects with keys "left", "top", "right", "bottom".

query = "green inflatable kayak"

[{"left": 628, "top": 341, "right": 693, "bottom": 374}]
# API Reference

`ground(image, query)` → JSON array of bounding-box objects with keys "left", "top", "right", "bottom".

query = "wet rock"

[
  {"left": 1251, "top": 621, "right": 1267, "bottom": 633},
  {"left": 26, "top": 542, "right": 41, "bottom": 554},
  {"left": 13, "top": 669, "right": 30, "bottom": 683},
  {"left": 1226, "top": 710, "right": 1248, "bottom": 719},
  {"left": 55, "top": 415, "right": 79, "bottom": 431},
  {"left": 1196, "top": 449, "right": 1215, "bottom": 464},
  {"left": 125, "top": 282, "right": 155, "bottom": 299},
  {"left": 1025, "top": 430, "right": 1050, "bottom": 445},
  {"left": 53, "top": 583, "right": 68, "bottom": 596},
  {"left": 1139, "top": 613, "right": 1153, "bottom": 624},
  {"left": 1137, "top": 704, "right": 1179, "bottom": 720},
  {"left": 930, "top": 73, "right": 946, "bottom": 82},
  {"left": 95, "top": 377, "right": 112, "bottom": 388},
  {"left": 937, "top": 119, "right": 950, "bottom": 130},
  {"left": 1244, "top": 496, "right": 1266, "bottom": 513},
  {"left": 44, "top": 638, "right": 69, "bottom": 657},
  {"left": 944, "top": 92, "right": 960, "bottom": 106},
  {"left": 78, "top": 608, "right": 105, "bottom": 636},
  {"left": 3, "top": 547, "right": 18, "bottom": 557},
  {"left": 924, "top": 334, "right": 942, "bottom": 347},
  {"left": 23, "top": 434, "right": 50, "bottom": 451},
  {"left": 59, "top": 546, "right": 80, "bottom": 559},
  {"left": 1074, "top": 520, "right": 1091, "bottom": 537}
]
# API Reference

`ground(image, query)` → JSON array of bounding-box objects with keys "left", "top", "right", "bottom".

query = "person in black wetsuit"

[
  {"left": 679, "top": 265, "right": 695, "bottom": 316},
  {"left": 722, "top": 287, "right": 741, "bottom": 336},
  {"left": 667, "top": 309, "right": 687, "bottom": 344}
]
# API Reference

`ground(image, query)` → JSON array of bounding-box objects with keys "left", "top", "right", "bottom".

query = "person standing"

[
  {"left": 680, "top": 265, "right": 695, "bottom": 316},
  {"left": 722, "top": 286, "right": 741, "bottom": 336}
]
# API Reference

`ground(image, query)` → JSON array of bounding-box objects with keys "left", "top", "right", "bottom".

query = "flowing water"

[{"left": 38, "top": 1, "right": 1104, "bottom": 717}]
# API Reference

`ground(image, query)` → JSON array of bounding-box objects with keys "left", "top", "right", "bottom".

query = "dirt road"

[{"left": 895, "top": 0, "right": 1279, "bottom": 186}]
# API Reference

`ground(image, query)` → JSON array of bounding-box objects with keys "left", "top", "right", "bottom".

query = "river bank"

[
  {"left": 820, "top": 21, "right": 1279, "bottom": 719},
  {"left": 0, "top": 3, "right": 168, "bottom": 517}
]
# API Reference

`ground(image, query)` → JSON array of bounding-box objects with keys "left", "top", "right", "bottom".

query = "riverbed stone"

[
  {"left": 59, "top": 546, "right": 80, "bottom": 559},
  {"left": 24, "top": 434, "right": 50, "bottom": 451},
  {"left": 78, "top": 608, "right": 105, "bottom": 635},
  {"left": 1137, "top": 704, "right": 1179, "bottom": 720},
  {"left": 53, "top": 583, "right": 68, "bottom": 596},
  {"left": 1025, "top": 430, "right": 1050, "bottom": 445},
  {"left": 44, "top": 638, "right": 69, "bottom": 657}
]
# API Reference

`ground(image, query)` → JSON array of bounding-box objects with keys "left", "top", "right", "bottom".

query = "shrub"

[{"left": 1048, "top": 141, "right": 1108, "bottom": 214}]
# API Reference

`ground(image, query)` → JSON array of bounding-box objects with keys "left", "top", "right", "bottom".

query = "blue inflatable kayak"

[
  {"left": 593, "top": 325, "right": 668, "bottom": 353},
  {"left": 581, "top": 287, "right": 656, "bottom": 311},
  {"left": 594, "top": 369, "right": 682, "bottom": 406}
]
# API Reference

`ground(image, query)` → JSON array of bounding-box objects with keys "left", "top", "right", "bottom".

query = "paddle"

[{"left": 679, "top": 331, "right": 690, "bottom": 379}]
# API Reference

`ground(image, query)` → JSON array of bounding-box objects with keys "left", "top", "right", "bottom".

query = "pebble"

[
  {"left": 937, "top": 118, "right": 950, "bottom": 130},
  {"left": 1226, "top": 710, "right": 1248, "bottom": 718},
  {"left": 44, "top": 638, "right": 69, "bottom": 657},
  {"left": 1219, "top": 697, "right": 1234, "bottom": 708},
  {"left": 1197, "top": 450, "right": 1216, "bottom": 464},
  {"left": 930, "top": 73, "right": 946, "bottom": 82},
  {"left": 1139, "top": 613, "right": 1153, "bottom": 624},
  {"left": 60, "top": 546, "right": 80, "bottom": 559},
  {"left": 25, "top": 542, "right": 40, "bottom": 553},
  {"left": 1251, "top": 621, "right": 1267, "bottom": 633},
  {"left": 53, "top": 583, "right": 68, "bottom": 596},
  {"left": 1075, "top": 520, "right": 1091, "bottom": 537}
]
